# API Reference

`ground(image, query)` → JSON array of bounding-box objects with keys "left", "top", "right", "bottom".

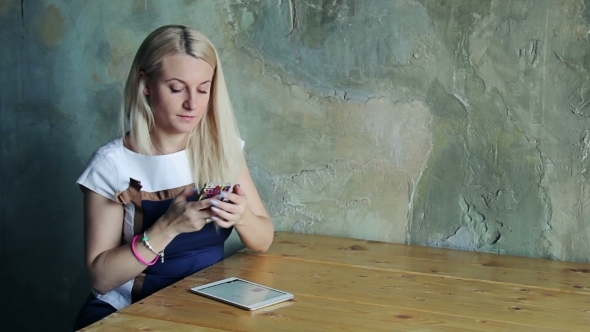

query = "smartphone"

[{"left": 197, "top": 182, "right": 231, "bottom": 201}]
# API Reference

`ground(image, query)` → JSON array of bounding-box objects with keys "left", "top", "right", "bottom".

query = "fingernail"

[
  {"left": 210, "top": 200, "right": 220, "bottom": 205},
  {"left": 211, "top": 206, "right": 221, "bottom": 212},
  {"left": 219, "top": 191, "right": 227, "bottom": 199},
  {"left": 210, "top": 216, "right": 219, "bottom": 221}
]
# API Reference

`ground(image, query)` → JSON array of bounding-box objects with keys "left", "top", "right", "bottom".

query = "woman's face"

[{"left": 143, "top": 54, "right": 215, "bottom": 136}]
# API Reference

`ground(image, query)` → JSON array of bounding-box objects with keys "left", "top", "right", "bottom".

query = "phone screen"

[{"left": 197, "top": 183, "right": 231, "bottom": 201}]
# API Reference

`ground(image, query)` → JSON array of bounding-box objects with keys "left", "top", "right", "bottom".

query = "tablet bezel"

[{"left": 190, "top": 277, "right": 294, "bottom": 311}]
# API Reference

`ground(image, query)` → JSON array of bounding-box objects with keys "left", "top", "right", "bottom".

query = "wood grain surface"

[{"left": 82, "top": 232, "right": 590, "bottom": 331}]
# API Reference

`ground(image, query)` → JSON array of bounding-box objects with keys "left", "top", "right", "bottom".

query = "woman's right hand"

[{"left": 156, "top": 188, "right": 216, "bottom": 237}]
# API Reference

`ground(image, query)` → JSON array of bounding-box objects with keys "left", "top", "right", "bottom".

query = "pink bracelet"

[{"left": 131, "top": 234, "right": 158, "bottom": 266}]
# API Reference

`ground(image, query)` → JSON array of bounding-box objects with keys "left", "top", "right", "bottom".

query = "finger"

[
  {"left": 211, "top": 215, "right": 235, "bottom": 228},
  {"left": 210, "top": 198, "right": 243, "bottom": 214},
  {"left": 199, "top": 209, "right": 215, "bottom": 219},
  {"left": 233, "top": 184, "right": 246, "bottom": 196},
  {"left": 188, "top": 209, "right": 215, "bottom": 224},
  {"left": 218, "top": 191, "right": 245, "bottom": 205},
  {"left": 187, "top": 198, "right": 214, "bottom": 211},
  {"left": 232, "top": 184, "right": 241, "bottom": 194},
  {"left": 177, "top": 187, "right": 197, "bottom": 203},
  {"left": 203, "top": 212, "right": 217, "bottom": 224},
  {"left": 210, "top": 206, "right": 241, "bottom": 223}
]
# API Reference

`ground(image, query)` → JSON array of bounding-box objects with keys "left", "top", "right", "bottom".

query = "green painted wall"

[{"left": 1, "top": 0, "right": 589, "bottom": 330}]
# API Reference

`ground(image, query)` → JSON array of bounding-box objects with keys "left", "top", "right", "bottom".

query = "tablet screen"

[
  {"left": 190, "top": 277, "right": 294, "bottom": 310},
  {"left": 197, "top": 278, "right": 286, "bottom": 306}
]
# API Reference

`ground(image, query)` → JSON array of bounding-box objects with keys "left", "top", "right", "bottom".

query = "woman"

[{"left": 73, "top": 25, "right": 274, "bottom": 330}]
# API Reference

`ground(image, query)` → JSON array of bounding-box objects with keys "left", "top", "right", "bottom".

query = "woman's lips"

[{"left": 178, "top": 115, "right": 195, "bottom": 121}]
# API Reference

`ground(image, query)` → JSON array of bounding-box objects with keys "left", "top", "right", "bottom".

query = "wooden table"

[{"left": 83, "top": 232, "right": 590, "bottom": 331}]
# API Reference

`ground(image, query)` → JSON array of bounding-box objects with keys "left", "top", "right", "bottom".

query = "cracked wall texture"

[
  {"left": 1, "top": 0, "right": 589, "bottom": 330},
  {"left": 230, "top": 0, "right": 590, "bottom": 262}
]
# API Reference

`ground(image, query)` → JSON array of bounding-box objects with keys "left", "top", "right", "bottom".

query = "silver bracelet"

[{"left": 141, "top": 231, "right": 165, "bottom": 263}]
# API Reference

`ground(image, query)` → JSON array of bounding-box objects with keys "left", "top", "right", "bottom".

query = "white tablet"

[{"left": 190, "top": 277, "right": 294, "bottom": 310}]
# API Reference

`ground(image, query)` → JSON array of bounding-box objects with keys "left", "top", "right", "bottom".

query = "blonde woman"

[{"left": 73, "top": 25, "right": 274, "bottom": 330}]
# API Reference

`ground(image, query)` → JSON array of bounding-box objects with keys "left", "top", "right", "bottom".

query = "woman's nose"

[{"left": 183, "top": 95, "right": 197, "bottom": 110}]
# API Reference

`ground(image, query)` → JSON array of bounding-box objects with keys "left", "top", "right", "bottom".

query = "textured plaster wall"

[
  {"left": 1, "top": 0, "right": 589, "bottom": 331},
  {"left": 230, "top": 0, "right": 590, "bottom": 262}
]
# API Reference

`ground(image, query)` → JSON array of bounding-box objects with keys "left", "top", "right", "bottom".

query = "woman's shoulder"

[
  {"left": 94, "top": 137, "right": 126, "bottom": 158},
  {"left": 76, "top": 137, "right": 127, "bottom": 201},
  {"left": 80, "top": 137, "right": 126, "bottom": 171}
]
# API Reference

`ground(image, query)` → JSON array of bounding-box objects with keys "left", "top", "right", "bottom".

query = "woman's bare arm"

[
  {"left": 231, "top": 157, "right": 275, "bottom": 252},
  {"left": 83, "top": 187, "right": 214, "bottom": 294}
]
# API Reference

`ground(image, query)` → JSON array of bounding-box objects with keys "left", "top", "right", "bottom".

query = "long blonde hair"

[{"left": 121, "top": 25, "right": 243, "bottom": 188}]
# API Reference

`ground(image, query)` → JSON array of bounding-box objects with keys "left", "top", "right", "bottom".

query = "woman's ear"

[{"left": 139, "top": 71, "right": 150, "bottom": 96}]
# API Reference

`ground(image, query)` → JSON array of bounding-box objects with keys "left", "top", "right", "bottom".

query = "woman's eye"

[
  {"left": 197, "top": 90, "right": 208, "bottom": 94},
  {"left": 170, "top": 87, "right": 184, "bottom": 93}
]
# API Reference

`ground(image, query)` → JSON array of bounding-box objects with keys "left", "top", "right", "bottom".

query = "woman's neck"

[{"left": 150, "top": 132, "right": 189, "bottom": 155}]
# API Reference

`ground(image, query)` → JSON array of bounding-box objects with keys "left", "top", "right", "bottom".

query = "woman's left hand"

[{"left": 209, "top": 184, "right": 248, "bottom": 228}]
